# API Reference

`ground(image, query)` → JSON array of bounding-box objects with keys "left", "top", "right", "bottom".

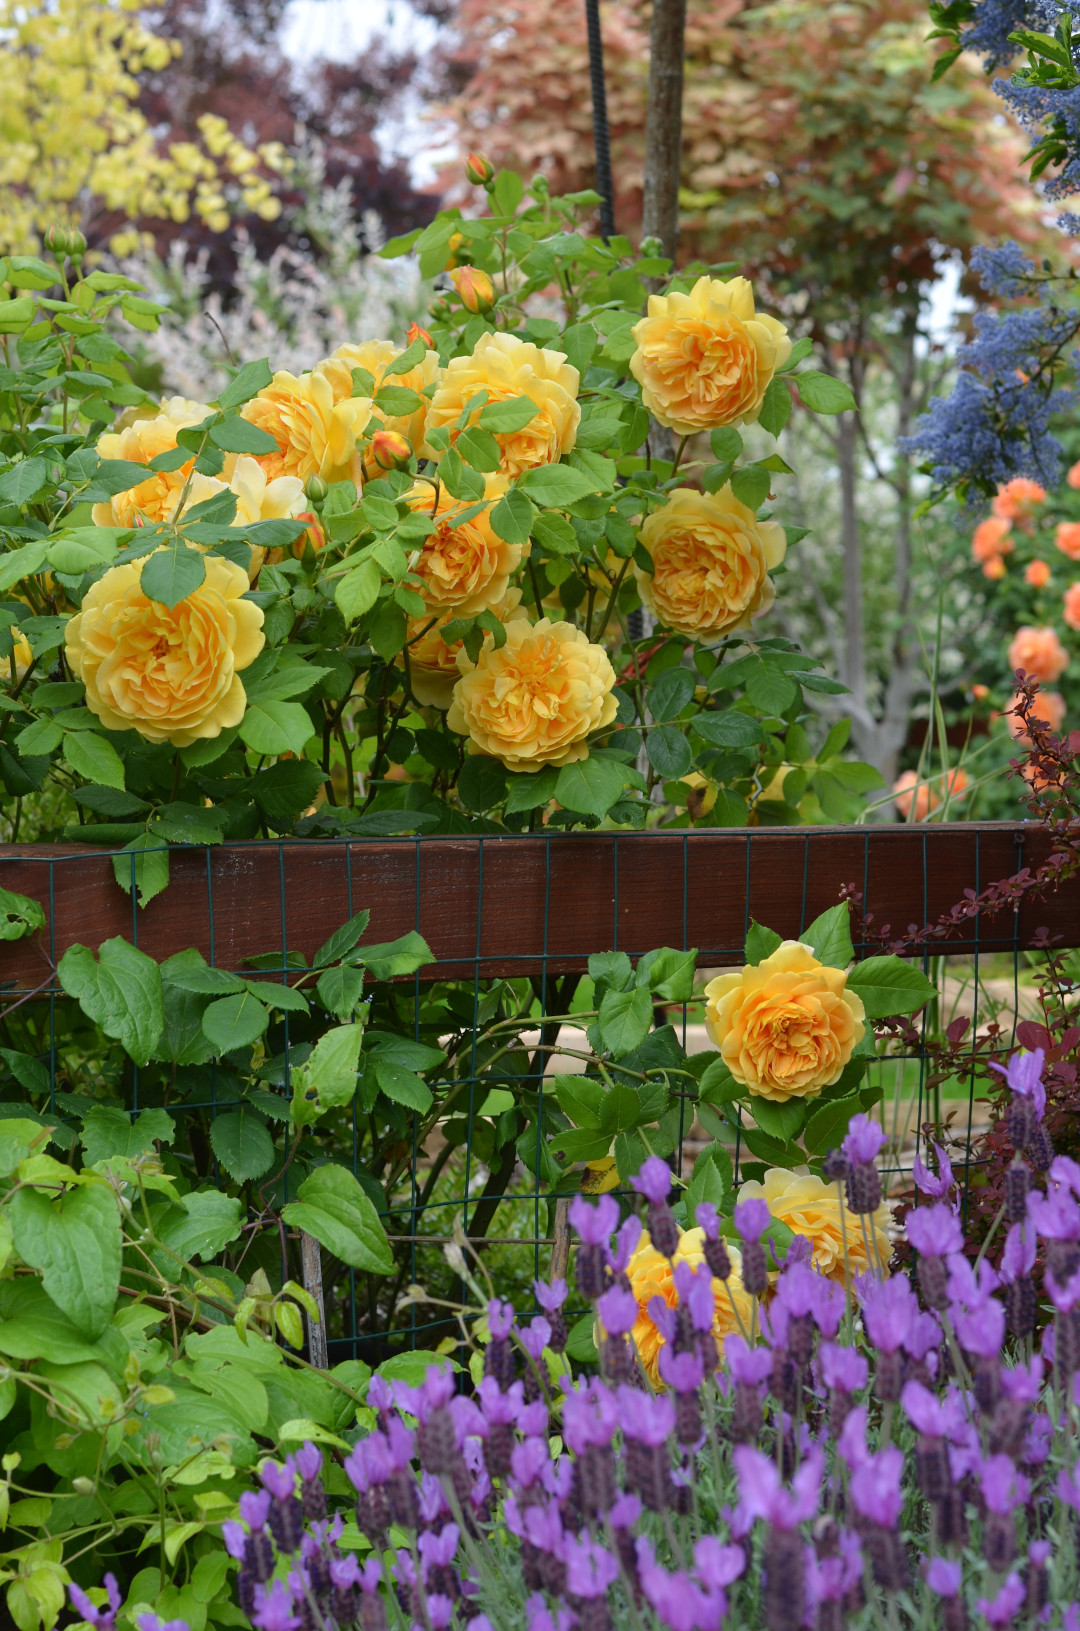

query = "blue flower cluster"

[
  {"left": 961, "top": 0, "right": 1033, "bottom": 67},
  {"left": 969, "top": 241, "right": 1042, "bottom": 298}
]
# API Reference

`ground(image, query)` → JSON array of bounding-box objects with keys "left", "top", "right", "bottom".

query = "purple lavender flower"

[
  {"left": 733, "top": 1197, "right": 769, "bottom": 1241},
  {"left": 222, "top": 1521, "right": 247, "bottom": 1562},
  {"left": 137, "top": 1618, "right": 191, "bottom": 1631},
  {"left": 1028, "top": 1185, "right": 1080, "bottom": 1241},
  {"left": 658, "top": 1346, "right": 705, "bottom": 1393},
  {"left": 563, "top": 1536, "right": 620, "bottom": 1597},
  {"left": 820, "top": 1342, "right": 868, "bottom": 1394},
  {"left": 239, "top": 1490, "right": 272, "bottom": 1530},
  {"left": 563, "top": 1378, "right": 618, "bottom": 1453},
  {"left": 976, "top": 1573, "right": 1026, "bottom": 1626},
  {"left": 519, "top": 1316, "right": 552, "bottom": 1362},
  {"left": 1001, "top": 1354, "right": 1043, "bottom": 1401},
  {"left": 488, "top": 1298, "right": 515, "bottom": 1339},
  {"left": 842, "top": 1113, "right": 888, "bottom": 1166},
  {"left": 990, "top": 1047, "right": 1046, "bottom": 1116},
  {"left": 597, "top": 1283, "right": 637, "bottom": 1336},
  {"left": 979, "top": 1453, "right": 1029, "bottom": 1514},
  {"left": 673, "top": 1260, "right": 717, "bottom": 1333},
  {"left": 610, "top": 1214, "right": 643, "bottom": 1274},
  {"left": 905, "top": 1203, "right": 963, "bottom": 1258},
  {"left": 249, "top": 1583, "right": 300, "bottom": 1631},
  {"left": 534, "top": 1278, "right": 567, "bottom": 1312},
  {"left": 68, "top": 1577, "right": 122, "bottom": 1631},
  {"left": 925, "top": 1557, "right": 963, "bottom": 1597},
  {"left": 631, "top": 1156, "right": 673, "bottom": 1205},
  {"left": 901, "top": 1379, "right": 957, "bottom": 1437},
  {"left": 618, "top": 1385, "right": 676, "bottom": 1446},
  {"left": 725, "top": 1334, "right": 773, "bottom": 1386},
  {"left": 696, "top": 1202, "right": 720, "bottom": 1239},
  {"left": 732, "top": 1444, "right": 823, "bottom": 1529},
  {"left": 952, "top": 1298, "right": 1006, "bottom": 1358},
  {"left": 1000, "top": 1222, "right": 1037, "bottom": 1282},
  {"left": 568, "top": 1193, "right": 619, "bottom": 1244},
  {"left": 913, "top": 1141, "right": 955, "bottom": 1199},
  {"left": 850, "top": 1446, "right": 904, "bottom": 1527},
  {"left": 859, "top": 1274, "right": 916, "bottom": 1354}
]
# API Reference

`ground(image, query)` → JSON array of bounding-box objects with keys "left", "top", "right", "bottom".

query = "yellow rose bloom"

[
  {"left": 738, "top": 1167, "right": 891, "bottom": 1286},
  {"left": 446, "top": 616, "right": 617, "bottom": 771},
  {"left": 403, "top": 589, "right": 523, "bottom": 710},
  {"left": 704, "top": 941, "right": 865, "bottom": 1103},
  {"left": 2, "top": 627, "right": 32, "bottom": 685},
  {"left": 635, "top": 486, "right": 786, "bottom": 641},
  {"left": 65, "top": 554, "right": 264, "bottom": 748},
  {"left": 91, "top": 397, "right": 213, "bottom": 529},
  {"left": 181, "top": 456, "right": 308, "bottom": 579},
  {"left": 621, "top": 1227, "right": 753, "bottom": 1388},
  {"left": 630, "top": 276, "right": 791, "bottom": 435},
  {"left": 426, "top": 332, "right": 580, "bottom": 477},
  {"left": 314, "top": 339, "right": 439, "bottom": 451},
  {"left": 407, "top": 475, "right": 519, "bottom": 616},
  {"left": 241, "top": 370, "right": 373, "bottom": 486}
]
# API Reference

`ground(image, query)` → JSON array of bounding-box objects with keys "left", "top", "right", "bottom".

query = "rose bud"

[
  {"left": 444, "top": 230, "right": 465, "bottom": 270},
  {"left": 450, "top": 265, "right": 495, "bottom": 314},
  {"left": 304, "top": 475, "right": 328, "bottom": 505},
  {"left": 407, "top": 322, "right": 434, "bottom": 349},
  {"left": 292, "top": 510, "right": 325, "bottom": 558},
  {"left": 465, "top": 152, "right": 495, "bottom": 187},
  {"left": 368, "top": 429, "right": 414, "bottom": 472}
]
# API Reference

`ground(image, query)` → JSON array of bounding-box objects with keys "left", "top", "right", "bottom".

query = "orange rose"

[
  {"left": 629, "top": 275, "right": 791, "bottom": 435},
  {"left": 992, "top": 477, "right": 1046, "bottom": 523},
  {"left": 1025, "top": 559, "right": 1051, "bottom": 588},
  {"left": 65, "top": 554, "right": 264, "bottom": 747},
  {"left": 1064, "top": 582, "right": 1080, "bottom": 631},
  {"left": 241, "top": 370, "right": 372, "bottom": 486},
  {"left": 983, "top": 556, "right": 1007, "bottom": 580},
  {"left": 91, "top": 397, "right": 213, "bottom": 528},
  {"left": 737, "top": 1169, "right": 891, "bottom": 1287},
  {"left": 426, "top": 332, "right": 580, "bottom": 477},
  {"left": 634, "top": 486, "right": 786, "bottom": 640},
  {"left": 1007, "top": 625, "right": 1069, "bottom": 683},
  {"left": 403, "top": 589, "right": 523, "bottom": 709},
  {"left": 1056, "top": 522, "right": 1080, "bottom": 561},
  {"left": 447, "top": 616, "right": 617, "bottom": 772},
  {"left": 893, "top": 768, "right": 969, "bottom": 822},
  {"left": 703, "top": 941, "right": 865, "bottom": 1104},
  {"left": 1068, "top": 462, "right": 1080, "bottom": 490},
  {"left": 971, "top": 517, "right": 1013, "bottom": 563},
  {"left": 449, "top": 265, "right": 495, "bottom": 313},
  {"left": 406, "top": 476, "right": 520, "bottom": 617},
  {"left": 1007, "top": 688, "right": 1066, "bottom": 742},
  {"left": 620, "top": 1227, "right": 753, "bottom": 1387},
  {"left": 314, "top": 339, "right": 439, "bottom": 453}
]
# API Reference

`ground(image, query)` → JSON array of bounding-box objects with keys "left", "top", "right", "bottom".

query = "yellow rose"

[
  {"left": 65, "top": 553, "right": 264, "bottom": 748},
  {"left": 446, "top": 616, "right": 617, "bottom": 771},
  {"left": 738, "top": 1167, "right": 891, "bottom": 1286},
  {"left": 1, "top": 627, "right": 33, "bottom": 685},
  {"left": 621, "top": 1227, "right": 753, "bottom": 1388},
  {"left": 426, "top": 332, "right": 580, "bottom": 477},
  {"left": 630, "top": 276, "right": 791, "bottom": 434},
  {"left": 181, "top": 455, "right": 308, "bottom": 580},
  {"left": 407, "top": 475, "right": 519, "bottom": 616},
  {"left": 314, "top": 339, "right": 438, "bottom": 452},
  {"left": 704, "top": 941, "right": 865, "bottom": 1103},
  {"left": 635, "top": 486, "right": 786, "bottom": 641},
  {"left": 91, "top": 397, "right": 213, "bottom": 528},
  {"left": 241, "top": 370, "right": 373, "bottom": 486},
  {"left": 403, "top": 589, "right": 523, "bottom": 710}
]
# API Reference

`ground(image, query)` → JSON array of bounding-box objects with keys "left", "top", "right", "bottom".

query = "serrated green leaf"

[
  {"left": 598, "top": 985, "right": 652, "bottom": 1057},
  {"left": 757, "top": 376, "right": 793, "bottom": 437},
  {"left": 218, "top": 358, "right": 273, "bottom": 411},
  {"left": 490, "top": 485, "right": 536, "bottom": 545},
  {"left": 209, "top": 1109, "right": 275, "bottom": 1181},
  {"left": 201, "top": 991, "right": 270, "bottom": 1052},
  {"left": 553, "top": 755, "right": 626, "bottom": 818},
  {"left": 282, "top": 1164, "right": 394, "bottom": 1274},
  {"left": 796, "top": 370, "right": 856, "bottom": 415},
  {"left": 62, "top": 729, "right": 126, "bottom": 789},
  {"left": 802, "top": 903, "right": 854, "bottom": 968},
  {"left": 745, "top": 920, "right": 782, "bottom": 965},
  {"left": 57, "top": 937, "right": 163, "bottom": 1067},
  {"left": 140, "top": 543, "right": 206, "bottom": 608},
  {"left": 238, "top": 699, "right": 314, "bottom": 757},
  {"left": 846, "top": 956, "right": 935, "bottom": 1018}
]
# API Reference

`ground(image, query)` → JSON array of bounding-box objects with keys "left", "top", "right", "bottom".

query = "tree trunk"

[
  {"left": 641, "top": 0, "right": 687, "bottom": 262},
  {"left": 836, "top": 408, "right": 866, "bottom": 721},
  {"left": 872, "top": 313, "right": 920, "bottom": 791},
  {"left": 300, "top": 1229, "right": 328, "bottom": 1369}
]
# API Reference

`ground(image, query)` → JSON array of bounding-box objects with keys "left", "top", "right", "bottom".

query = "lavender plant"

[{"left": 64, "top": 1068, "right": 1080, "bottom": 1631}]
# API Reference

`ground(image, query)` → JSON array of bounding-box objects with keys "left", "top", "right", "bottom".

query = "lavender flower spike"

[
  {"left": 733, "top": 1197, "right": 769, "bottom": 1241},
  {"left": 912, "top": 1141, "right": 955, "bottom": 1199},
  {"left": 630, "top": 1155, "right": 673, "bottom": 1205},
  {"left": 990, "top": 1047, "right": 1046, "bottom": 1117},
  {"left": 69, "top": 1577, "right": 122, "bottom": 1631},
  {"left": 842, "top": 1112, "right": 888, "bottom": 1166},
  {"left": 568, "top": 1193, "right": 619, "bottom": 1245}
]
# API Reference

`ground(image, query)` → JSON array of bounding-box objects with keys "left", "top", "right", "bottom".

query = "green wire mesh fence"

[{"left": 0, "top": 821, "right": 1070, "bottom": 1363}]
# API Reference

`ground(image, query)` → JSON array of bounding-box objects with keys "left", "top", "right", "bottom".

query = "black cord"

[{"left": 584, "top": 0, "right": 616, "bottom": 241}]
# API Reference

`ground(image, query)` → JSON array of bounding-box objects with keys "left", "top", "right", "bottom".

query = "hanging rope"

[{"left": 584, "top": 0, "right": 616, "bottom": 241}]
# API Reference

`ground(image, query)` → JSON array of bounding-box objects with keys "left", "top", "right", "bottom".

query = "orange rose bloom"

[
  {"left": 1068, "top": 461, "right": 1080, "bottom": 490},
  {"left": 1064, "top": 582, "right": 1080, "bottom": 631},
  {"left": 1025, "top": 559, "right": 1052, "bottom": 588},
  {"left": 703, "top": 941, "right": 866, "bottom": 1104},
  {"left": 893, "top": 768, "right": 969, "bottom": 822},
  {"left": 91, "top": 397, "right": 212, "bottom": 528},
  {"left": 983, "top": 556, "right": 1007, "bottom": 581},
  {"left": 1056, "top": 523, "right": 1080, "bottom": 561},
  {"left": 406, "top": 475, "right": 520, "bottom": 616},
  {"left": 992, "top": 477, "right": 1046, "bottom": 522},
  {"left": 620, "top": 1227, "right": 753, "bottom": 1387},
  {"left": 972, "top": 516, "right": 1013, "bottom": 563},
  {"left": 630, "top": 275, "right": 791, "bottom": 434},
  {"left": 242, "top": 370, "right": 372, "bottom": 485},
  {"left": 737, "top": 1169, "right": 891, "bottom": 1286},
  {"left": 314, "top": 339, "right": 438, "bottom": 453},
  {"left": 65, "top": 554, "right": 264, "bottom": 747},
  {"left": 447, "top": 617, "right": 617, "bottom": 772},
  {"left": 1007, "top": 688, "right": 1066, "bottom": 743},
  {"left": 634, "top": 486, "right": 786, "bottom": 640},
  {"left": 404, "top": 589, "right": 523, "bottom": 709},
  {"left": 1007, "top": 625, "right": 1069, "bottom": 683},
  {"left": 426, "top": 332, "right": 580, "bottom": 477}
]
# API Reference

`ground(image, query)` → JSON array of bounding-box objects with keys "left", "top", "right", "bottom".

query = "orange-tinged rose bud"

[
  {"left": 444, "top": 231, "right": 465, "bottom": 271},
  {"left": 1025, "top": 558, "right": 1051, "bottom": 588},
  {"left": 450, "top": 265, "right": 495, "bottom": 314},
  {"left": 983, "top": 555, "right": 1007, "bottom": 580},
  {"left": 972, "top": 682, "right": 990, "bottom": 701},
  {"left": 294, "top": 509, "right": 325, "bottom": 558},
  {"left": 407, "top": 322, "right": 434, "bottom": 349},
  {"left": 369, "top": 429, "right": 414, "bottom": 471},
  {"left": 465, "top": 151, "right": 495, "bottom": 187}
]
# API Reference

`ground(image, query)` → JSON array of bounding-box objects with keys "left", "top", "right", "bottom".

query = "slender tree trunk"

[
  {"left": 641, "top": 0, "right": 686, "bottom": 262},
  {"left": 873, "top": 313, "right": 920, "bottom": 791},
  {"left": 836, "top": 408, "right": 866, "bottom": 719},
  {"left": 300, "top": 1230, "right": 328, "bottom": 1369}
]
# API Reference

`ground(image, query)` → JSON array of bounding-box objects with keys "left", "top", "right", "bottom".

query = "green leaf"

[
  {"left": 455, "top": 425, "right": 502, "bottom": 471},
  {"left": 140, "top": 542, "right": 207, "bottom": 608},
  {"left": 0, "top": 540, "right": 49, "bottom": 592},
  {"left": 751, "top": 1097, "right": 807, "bottom": 1144},
  {"left": 729, "top": 466, "right": 771, "bottom": 512},
  {"left": 846, "top": 956, "right": 935, "bottom": 1019},
  {"left": 316, "top": 964, "right": 366, "bottom": 1020},
  {"left": 62, "top": 729, "right": 126, "bottom": 790},
  {"left": 757, "top": 376, "right": 792, "bottom": 437},
  {"left": 201, "top": 991, "right": 270, "bottom": 1052},
  {"left": 112, "top": 834, "right": 170, "bottom": 909},
  {"left": 218, "top": 358, "right": 273, "bottom": 411},
  {"left": 373, "top": 1059, "right": 433, "bottom": 1112},
  {"left": 8, "top": 1182, "right": 121, "bottom": 1339},
  {"left": 292, "top": 1024, "right": 364, "bottom": 1116},
  {"left": 458, "top": 754, "right": 508, "bottom": 812},
  {"left": 635, "top": 946, "right": 697, "bottom": 1003},
  {"left": 685, "top": 1143, "right": 734, "bottom": 1225},
  {"left": 553, "top": 755, "right": 626, "bottom": 818},
  {"left": 209, "top": 418, "right": 280, "bottom": 455},
  {"left": 335, "top": 559, "right": 382, "bottom": 621},
  {"left": 384, "top": 338, "right": 428, "bottom": 376},
  {"left": 802, "top": 903, "right": 854, "bottom": 968},
  {"left": 646, "top": 724, "right": 691, "bottom": 779},
  {"left": 554, "top": 1072, "right": 608, "bottom": 1129},
  {"left": 698, "top": 1055, "right": 741, "bottom": 1106},
  {"left": 588, "top": 950, "right": 633, "bottom": 992},
  {"left": 239, "top": 699, "right": 314, "bottom": 757},
  {"left": 0, "top": 886, "right": 44, "bottom": 942},
  {"left": 740, "top": 1126, "right": 801, "bottom": 1168},
  {"left": 490, "top": 485, "right": 536, "bottom": 544},
  {"left": 504, "top": 764, "right": 558, "bottom": 813},
  {"left": 478, "top": 396, "right": 539, "bottom": 433},
  {"left": 354, "top": 931, "right": 433, "bottom": 981},
  {"left": 803, "top": 1093, "right": 861, "bottom": 1156},
  {"left": 162, "top": 949, "right": 246, "bottom": 995},
  {"left": 155, "top": 1190, "right": 244, "bottom": 1261},
  {"left": 517, "top": 464, "right": 600, "bottom": 506},
  {"left": 0, "top": 458, "right": 48, "bottom": 505},
  {"left": 373, "top": 384, "right": 424, "bottom": 416},
  {"left": 530, "top": 512, "right": 578, "bottom": 556},
  {"left": 314, "top": 909, "right": 372, "bottom": 969},
  {"left": 440, "top": 446, "right": 486, "bottom": 501},
  {"left": 209, "top": 1109, "right": 275, "bottom": 1181},
  {"left": 80, "top": 1104, "right": 174, "bottom": 1166},
  {"left": 693, "top": 710, "right": 764, "bottom": 749},
  {"left": 598, "top": 985, "right": 653, "bottom": 1057},
  {"left": 15, "top": 718, "right": 63, "bottom": 759},
  {"left": 48, "top": 527, "right": 127, "bottom": 574},
  {"left": 745, "top": 920, "right": 782, "bottom": 965},
  {"left": 745, "top": 663, "right": 797, "bottom": 715},
  {"left": 709, "top": 428, "right": 743, "bottom": 462},
  {"left": 796, "top": 370, "right": 856, "bottom": 415},
  {"left": 369, "top": 600, "right": 407, "bottom": 661},
  {"left": 282, "top": 1164, "right": 394, "bottom": 1274},
  {"left": 58, "top": 937, "right": 164, "bottom": 1067}
]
